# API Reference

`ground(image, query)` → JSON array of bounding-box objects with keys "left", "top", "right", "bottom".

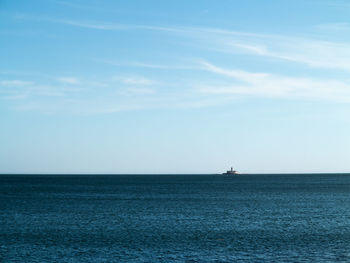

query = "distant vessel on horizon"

[{"left": 222, "top": 167, "right": 238, "bottom": 175}]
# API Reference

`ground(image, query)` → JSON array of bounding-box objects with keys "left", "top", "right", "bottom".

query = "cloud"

[
  {"left": 199, "top": 61, "right": 269, "bottom": 82},
  {"left": 231, "top": 43, "right": 268, "bottom": 56},
  {"left": 14, "top": 13, "right": 350, "bottom": 71},
  {"left": 124, "top": 87, "right": 156, "bottom": 95},
  {"left": 95, "top": 59, "right": 170, "bottom": 69},
  {"left": 94, "top": 59, "right": 197, "bottom": 71},
  {"left": 0, "top": 78, "right": 77, "bottom": 100},
  {"left": 212, "top": 34, "right": 350, "bottom": 72},
  {"left": 198, "top": 61, "right": 350, "bottom": 102},
  {"left": 314, "top": 23, "right": 350, "bottom": 32},
  {"left": 119, "top": 77, "right": 155, "bottom": 86},
  {"left": 5, "top": 13, "right": 350, "bottom": 114},
  {"left": 0, "top": 80, "right": 34, "bottom": 87},
  {"left": 0, "top": 75, "right": 158, "bottom": 114},
  {"left": 57, "top": 19, "right": 128, "bottom": 30},
  {"left": 57, "top": 77, "right": 80, "bottom": 85},
  {"left": 3, "top": 94, "right": 28, "bottom": 100},
  {"left": 12, "top": 14, "right": 182, "bottom": 32}
]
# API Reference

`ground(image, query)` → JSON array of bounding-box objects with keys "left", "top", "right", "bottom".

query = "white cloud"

[
  {"left": 314, "top": 23, "right": 350, "bottom": 32},
  {"left": 15, "top": 13, "right": 350, "bottom": 71},
  {"left": 124, "top": 87, "right": 156, "bottom": 94},
  {"left": 211, "top": 34, "right": 350, "bottom": 72},
  {"left": 96, "top": 59, "right": 168, "bottom": 69},
  {"left": 58, "top": 20, "right": 128, "bottom": 30},
  {"left": 94, "top": 58, "right": 197, "bottom": 70},
  {"left": 231, "top": 43, "right": 269, "bottom": 56},
  {"left": 200, "top": 61, "right": 269, "bottom": 82},
  {"left": 3, "top": 94, "right": 28, "bottom": 100},
  {"left": 120, "top": 77, "right": 155, "bottom": 86},
  {"left": 0, "top": 80, "right": 34, "bottom": 87},
  {"left": 57, "top": 77, "right": 80, "bottom": 85},
  {"left": 199, "top": 61, "right": 350, "bottom": 102},
  {"left": 6, "top": 14, "right": 350, "bottom": 114}
]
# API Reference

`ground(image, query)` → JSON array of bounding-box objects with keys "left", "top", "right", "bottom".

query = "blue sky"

[{"left": 1, "top": 0, "right": 350, "bottom": 174}]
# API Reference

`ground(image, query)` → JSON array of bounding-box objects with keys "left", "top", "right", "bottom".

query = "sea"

[{"left": 1, "top": 173, "right": 350, "bottom": 262}]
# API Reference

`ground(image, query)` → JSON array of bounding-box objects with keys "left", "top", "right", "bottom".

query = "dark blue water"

[{"left": 1, "top": 174, "right": 350, "bottom": 262}]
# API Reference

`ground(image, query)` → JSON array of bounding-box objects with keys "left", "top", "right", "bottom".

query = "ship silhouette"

[{"left": 222, "top": 167, "right": 238, "bottom": 175}]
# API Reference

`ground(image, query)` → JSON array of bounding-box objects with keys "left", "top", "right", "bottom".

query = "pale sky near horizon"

[{"left": 1, "top": 0, "right": 350, "bottom": 174}]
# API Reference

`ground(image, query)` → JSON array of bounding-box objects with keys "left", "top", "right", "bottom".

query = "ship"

[{"left": 222, "top": 167, "right": 238, "bottom": 175}]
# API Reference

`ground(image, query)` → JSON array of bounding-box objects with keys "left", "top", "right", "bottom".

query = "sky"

[{"left": 1, "top": 0, "right": 350, "bottom": 174}]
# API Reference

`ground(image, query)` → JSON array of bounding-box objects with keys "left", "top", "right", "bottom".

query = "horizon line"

[{"left": 1, "top": 172, "right": 349, "bottom": 175}]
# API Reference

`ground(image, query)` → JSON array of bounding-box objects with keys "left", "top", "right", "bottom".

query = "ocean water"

[{"left": 1, "top": 174, "right": 350, "bottom": 262}]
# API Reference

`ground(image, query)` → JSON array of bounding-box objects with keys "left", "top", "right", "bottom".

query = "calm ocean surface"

[{"left": 1, "top": 174, "right": 350, "bottom": 262}]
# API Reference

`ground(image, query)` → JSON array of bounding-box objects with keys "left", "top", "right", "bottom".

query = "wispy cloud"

[
  {"left": 0, "top": 77, "right": 80, "bottom": 100},
  {"left": 123, "top": 87, "right": 156, "bottom": 95},
  {"left": 0, "top": 74, "right": 159, "bottom": 114},
  {"left": 198, "top": 61, "right": 350, "bottom": 102},
  {"left": 3, "top": 93, "right": 28, "bottom": 100},
  {"left": 5, "top": 13, "right": 350, "bottom": 114},
  {"left": 58, "top": 19, "right": 128, "bottom": 30},
  {"left": 208, "top": 34, "right": 350, "bottom": 72},
  {"left": 0, "top": 80, "right": 34, "bottom": 87},
  {"left": 12, "top": 13, "right": 128, "bottom": 30},
  {"left": 119, "top": 77, "right": 155, "bottom": 86},
  {"left": 200, "top": 61, "right": 269, "bottom": 82},
  {"left": 14, "top": 13, "right": 350, "bottom": 72},
  {"left": 13, "top": 14, "right": 184, "bottom": 32},
  {"left": 95, "top": 59, "right": 197, "bottom": 70},
  {"left": 314, "top": 22, "right": 350, "bottom": 32},
  {"left": 57, "top": 77, "right": 80, "bottom": 85},
  {"left": 95, "top": 59, "right": 167, "bottom": 69}
]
